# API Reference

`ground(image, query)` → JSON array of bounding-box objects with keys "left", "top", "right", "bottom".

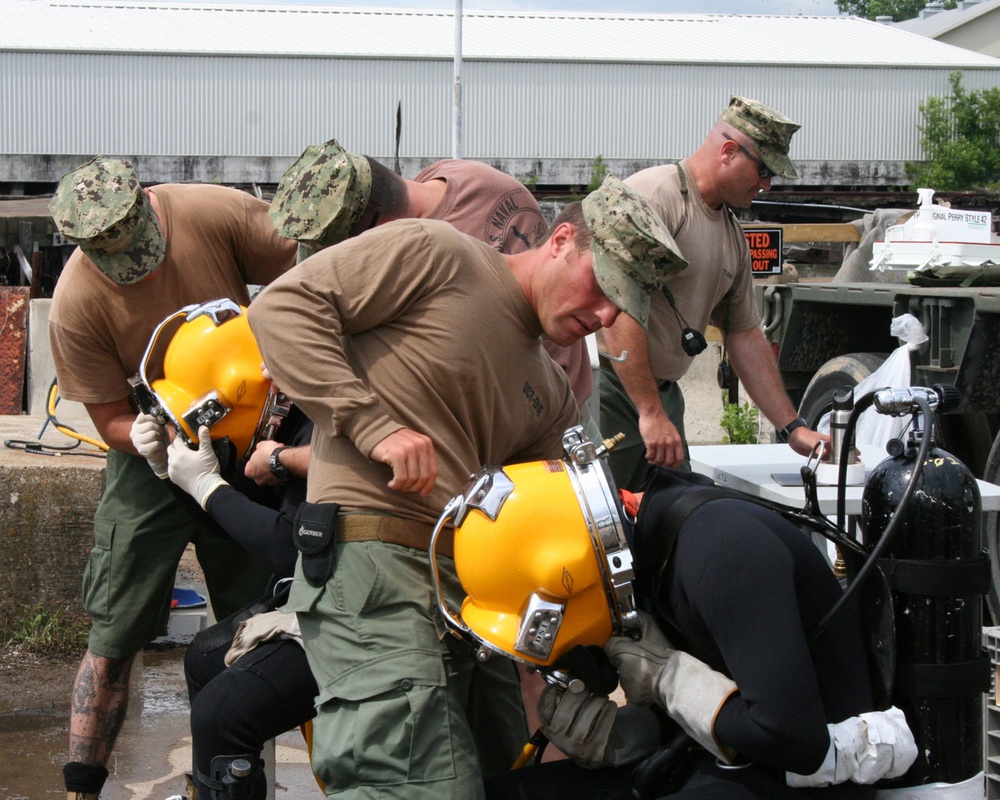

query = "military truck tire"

[
  {"left": 798, "top": 353, "right": 889, "bottom": 429},
  {"left": 982, "top": 433, "right": 1000, "bottom": 624}
]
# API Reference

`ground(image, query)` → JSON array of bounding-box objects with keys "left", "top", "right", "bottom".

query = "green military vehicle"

[
  {"left": 754, "top": 211, "right": 1000, "bottom": 619},
  {"left": 759, "top": 279, "right": 1000, "bottom": 478}
]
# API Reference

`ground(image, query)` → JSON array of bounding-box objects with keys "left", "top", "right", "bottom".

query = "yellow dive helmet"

[
  {"left": 136, "top": 298, "right": 276, "bottom": 461},
  {"left": 430, "top": 426, "right": 638, "bottom": 672}
]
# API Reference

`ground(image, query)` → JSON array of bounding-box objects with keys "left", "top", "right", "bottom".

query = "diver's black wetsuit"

[
  {"left": 487, "top": 468, "right": 876, "bottom": 800},
  {"left": 183, "top": 408, "right": 318, "bottom": 800}
]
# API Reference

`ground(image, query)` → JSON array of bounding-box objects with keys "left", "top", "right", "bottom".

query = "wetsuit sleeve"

[
  {"left": 666, "top": 502, "right": 838, "bottom": 774},
  {"left": 203, "top": 482, "right": 302, "bottom": 578}
]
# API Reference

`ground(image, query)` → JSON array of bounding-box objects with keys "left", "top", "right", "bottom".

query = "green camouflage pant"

[
  {"left": 287, "top": 539, "right": 527, "bottom": 799},
  {"left": 598, "top": 366, "right": 690, "bottom": 492}
]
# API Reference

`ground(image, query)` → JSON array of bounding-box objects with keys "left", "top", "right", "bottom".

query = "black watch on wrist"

[
  {"left": 268, "top": 446, "right": 291, "bottom": 481},
  {"left": 777, "top": 417, "right": 807, "bottom": 444}
]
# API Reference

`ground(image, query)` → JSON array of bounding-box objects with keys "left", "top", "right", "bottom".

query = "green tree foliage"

[
  {"left": 906, "top": 71, "right": 1000, "bottom": 191},
  {"left": 588, "top": 155, "right": 609, "bottom": 192},
  {"left": 834, "top": 0, "right": 954, "bottom": 21}
]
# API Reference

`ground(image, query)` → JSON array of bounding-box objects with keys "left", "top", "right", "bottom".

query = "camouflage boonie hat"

[
  {"left": 720, "top": 96, "right": 801, "bottom": 180},
  {"left": 269, "top": 139, "right": 373, "bottom": 253},
  {"left": 582, "top": 175, "right": 687, "bottom": 329},
  {"left": 49, "top": 157, "right": 165, "bottom": 284}
]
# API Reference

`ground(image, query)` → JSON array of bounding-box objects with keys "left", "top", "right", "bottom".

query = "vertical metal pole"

[
  {"left": 30, "top": 250, "right": 42, "bottom": 299},
  {"left": 453, "top": 0, "right": 463, "bottom": 160}
]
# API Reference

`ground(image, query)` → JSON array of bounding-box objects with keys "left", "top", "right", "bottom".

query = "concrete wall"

[
  {"left": 0, "top": 153, "right": 910, "bottom": 192},
  {"left": 27, "top": 298, "right": 55, "bottom": 418},
  {"left": 0, "top": 417, "right": 104, "bottom": 631},
  {"left": 0, "top": 301, "right": 104, "bottom": 632}
]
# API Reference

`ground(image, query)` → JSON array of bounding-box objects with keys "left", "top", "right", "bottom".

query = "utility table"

[{"left": 688, "top": 442, "right": 1000, "bottom": 515}]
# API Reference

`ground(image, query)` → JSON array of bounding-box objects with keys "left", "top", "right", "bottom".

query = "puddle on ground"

[
  {"left": 0, "top": 640, "right": 317, "bottom": 799},
  {"left": 0, "top": 647, "right": 190, "bottom": 800},
  {"left": 136, "top": 654, "right": 192, "bottom": 718}
]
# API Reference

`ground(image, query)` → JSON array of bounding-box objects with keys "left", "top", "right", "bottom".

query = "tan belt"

[{"left": 338, "top": 513, "right": 453, "bottom": 559}]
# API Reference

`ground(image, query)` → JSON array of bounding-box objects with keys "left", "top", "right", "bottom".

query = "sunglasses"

[{"left": 722, "top": 133, "right": 775, "bottom": 180}]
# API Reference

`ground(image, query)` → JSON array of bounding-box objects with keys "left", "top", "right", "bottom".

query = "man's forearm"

[
  {"left": 725, "top": 327, "right": 798, "bottom": 429},
  {"left": 277, "top": 444, "right": 310, "bottom": 479},
  {"left": 84, "top": 400, "right": 139, "bottom": 455}
]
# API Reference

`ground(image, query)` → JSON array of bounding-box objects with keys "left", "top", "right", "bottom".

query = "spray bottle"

[{"left": 905, "top": 187, "right": 938, "bottom": 242}]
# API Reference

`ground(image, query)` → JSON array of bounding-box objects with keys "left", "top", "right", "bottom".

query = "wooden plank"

[
  {"left": 742, "top": 222, "right": 860, "bottom": 243},
  {"left": 0, "top": 197, "right": 53, "bottom": 219}
]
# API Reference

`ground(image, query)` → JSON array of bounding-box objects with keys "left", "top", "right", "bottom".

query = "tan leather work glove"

[{"left": 604, "top": 609, "right": 738, "bottom": 763}]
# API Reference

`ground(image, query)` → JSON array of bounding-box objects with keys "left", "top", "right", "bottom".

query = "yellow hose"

[
  {"left": 46, "top": 380, "right": 109, "bottom": 452},
  {"left": 511, "top": 730, "right": 548, "bottom": 770}
]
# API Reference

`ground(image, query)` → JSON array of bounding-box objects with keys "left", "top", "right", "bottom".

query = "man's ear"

[
  {"left": 548, "top": 221, "right": 575, "bottom": 256},
  {"left": 720, "top": 139, "right": 739, "bottom": 167}
]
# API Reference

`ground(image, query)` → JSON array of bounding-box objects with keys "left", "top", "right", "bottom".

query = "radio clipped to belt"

[{"left": 293, "top": 502, "right": 341, "bottom": 587}]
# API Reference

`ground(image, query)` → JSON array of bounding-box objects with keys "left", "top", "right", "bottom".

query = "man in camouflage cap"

[
  {"left": 49, "top": 158, "right": 166, "bottom": 284},
  {"left": 721, "top": 95, "right": 801, "bottom": 181},
  {"left": 269, "top": 138, "right": 549, "bottom": 260},
  {"left": 48, "top": 157, "right": 297, "bottom": 799},
  {"left": 245, "top": 174, "right": 681, "bottom": 800},
  {"left": 269, "top": 139, "right": 373, "bottom": 259},
  {"left": 583, "top": 175, "right": 686, "bottom": 330},
  {"left": 601, "top": 95, "right": 827, "bottom": 492}
]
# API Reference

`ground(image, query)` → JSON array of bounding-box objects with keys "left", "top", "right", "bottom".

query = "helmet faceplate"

[
  {"left": 431, "top": 426, "right": 637, "bottom": 669},
  {"left": 138, "top": 299, "right": 275, "bottom": 460}
]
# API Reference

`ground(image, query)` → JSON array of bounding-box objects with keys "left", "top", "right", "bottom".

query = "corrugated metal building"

[
  {"left": 896, "top": 0, "right": 1000, "bottom": 59},
  {"left": 2, "top": 0, "right": 1000, "bottom": 190}
]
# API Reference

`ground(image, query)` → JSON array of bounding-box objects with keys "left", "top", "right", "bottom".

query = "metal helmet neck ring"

[{"left": 430, "top": 426, "right": 638, "bottom": 670}]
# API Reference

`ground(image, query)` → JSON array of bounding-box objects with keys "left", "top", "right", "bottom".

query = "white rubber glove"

[
  {"left": 604, "top": 609, "right": 738, "bottom": 763},
  {"left": 129, "top": 412, "right": 170, "bottom": 479},
  {"left": 786, "top": 706, "right": 917, "bottom": 788},
  {"left": 537, "top": 683, "right": 660, "bottom": 769},
  {"left": 167, "top": 426, "right": 228, "bottom": 509}
]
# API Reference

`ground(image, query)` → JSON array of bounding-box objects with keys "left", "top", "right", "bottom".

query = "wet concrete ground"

[{"left": 0, "top": 599, "right": 320, "bottom": 800}]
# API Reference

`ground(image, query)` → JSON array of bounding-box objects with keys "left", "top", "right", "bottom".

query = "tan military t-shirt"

[
  {"left": 248, "top": 218, "right": 579, "bottom": 525},
  {"left": 626, "top": 162, "right": 759, "bottom": 383},
  {"left": 49, "top": 184, "right": 298, "bottom": 405}
]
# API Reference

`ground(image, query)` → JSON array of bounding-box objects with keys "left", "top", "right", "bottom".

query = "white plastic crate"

[
  {"left": 984, "top": 627, "right": 1000, "bottom": 799},
  {"left": 871, "top": 240, "right": 1000, "bottom": 273}
]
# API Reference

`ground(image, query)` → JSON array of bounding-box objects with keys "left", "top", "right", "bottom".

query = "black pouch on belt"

[{"left": 293, "top": 502, "right": 341, "bottom": 587}]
